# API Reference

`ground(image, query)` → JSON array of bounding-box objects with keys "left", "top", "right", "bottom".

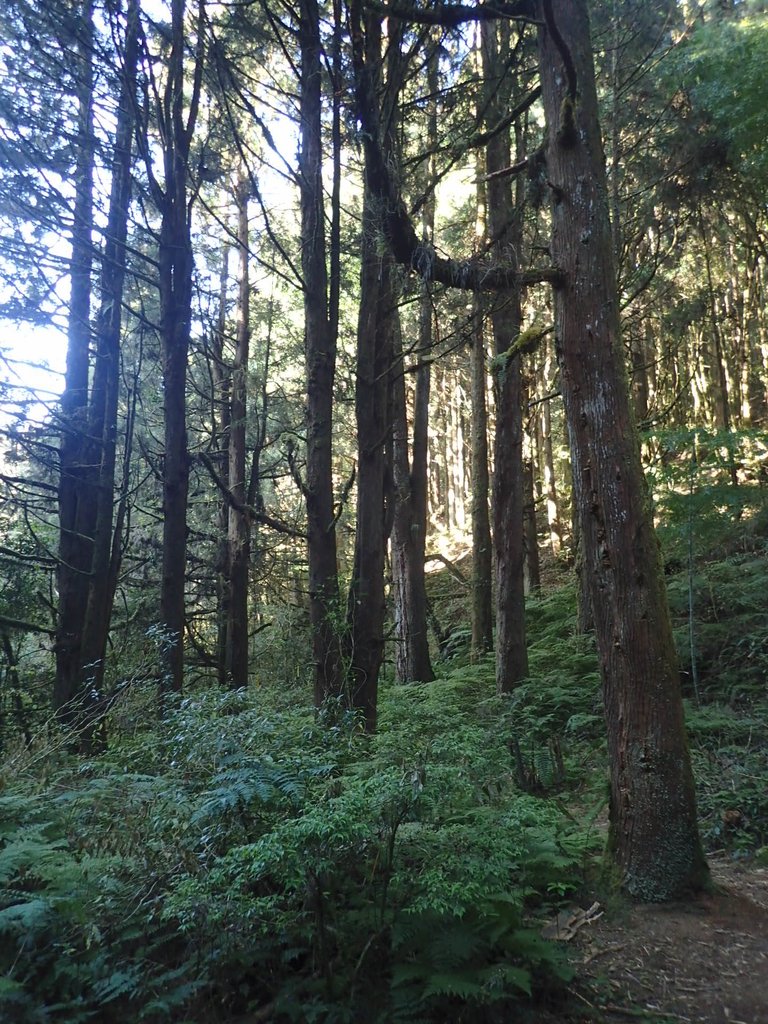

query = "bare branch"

[
  {"left": 0, "top": 614, "right": 55, "bottom": 637},
  {"left": 286, "top": 439, "right": 310, "bottom": 500},
  {"left": 484, "top": 156, "right": 529, "bottom": 182},
  {"left": 331, "top": 463, "right": 357, "bottom": 529},
  {"left": 199, "top": 451, "right": 306, "bottom": 539}
]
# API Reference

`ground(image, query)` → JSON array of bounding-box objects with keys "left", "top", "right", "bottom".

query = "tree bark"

[
  {"left": 470, "top": 295, "right": 494, "bottom": 654},
  {"left": 299, "top": 0, "right": 342, "bottom": 707},
  {"left": 536, "top": 0, "right": 708, "bottom": 899},
  {"left": 152, "top": 0, "right": 205, "bottom": 693},
  {"left": 78, "top": 0, "right": 139, "bottom": 714},
  {"left": 225, "top": 173, "right": 252, "bottom": 688},
  {"left": 389, "top": 23, "right": 435, "bottom": 684},
  {"left": 482, "top": 19, "right": 528, "bottom": 691},
  {"left": 55, "top": 0, "right": 100, "bottom": 728}
]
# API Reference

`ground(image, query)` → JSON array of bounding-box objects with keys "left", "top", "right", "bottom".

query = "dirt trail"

[{"left": 560, "top": 857, "right": 768, "bottom": 1023}]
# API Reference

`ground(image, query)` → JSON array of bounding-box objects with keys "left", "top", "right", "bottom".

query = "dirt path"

[{"left": 557, "top": 857, "right": 768, "bottom": 1023}]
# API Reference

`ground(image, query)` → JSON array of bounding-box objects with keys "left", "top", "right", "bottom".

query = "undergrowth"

[
  {"left": 0, "top": 647, "right": 598, "bottom": 1023},
  {"left": 2, "top": 463, "right": 766, "bottom": 1021}
]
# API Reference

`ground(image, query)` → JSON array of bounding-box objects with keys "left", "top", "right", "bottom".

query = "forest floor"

[{"left": 545, "top": 855, "right": 768, "bottom": 1024}]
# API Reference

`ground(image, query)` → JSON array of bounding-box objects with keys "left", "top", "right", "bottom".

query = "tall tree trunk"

[
  {"left": 225, "top": 173, "right": 252, "bottom": 688},
  {"left": 391, "top": 319, "right": 435, "bottom": 683},
  {"left": 540, "top": 340, "right": 563, "bottom": 555},
  {"left": 748, "top": 257, "right": 768, "bottom": 425},
  {"left": 448, "top": 376, "right": 466, "bottom": 532},
  {"left": 346, "top": 192, "right": 392, "bottom": 730},
  {"left": 79, "top": 0, "right": 139, "bottom": 712},
  {"left": 701, "top": 226, "right": 731, "bottom": 434},
  {"left": 629, "top": 327, "right": 650, "bottom": 424},
  {"left": 536, "top": 0, "right": 708, "bottom": 899},
  {"left": 391, "top": 28, "right": 434, "bottom": 684},
  {"left": 246, "top": 295, "right": 274, "bottom": 618},
  {"left": 212, "top": 245, "right": 231, "bottom": 686},
  {"left": 346, "top": 7, "right": 409, "bottom": 729},
  {"left": 158, "top": 4, "right": 188, "bottom": 692},
  {"left": 470, "top": 295, "right": 494, "bottom": 654},
  {"left": 55, "top": 0, "right": 95, "bottom": 723},
  {"left": 470, "top": 93, "right": 493, "bottom": 653},
  {"left": 390, "top": 22, "right": 434, "bottom": 682},
  {"left": 430, "top": 362, "right": 449, "bottom": 529},
  {"left": 299, "top": 0, "right": 341, "bottom": 706},
  {"left": 700, "top": 213, "right": 739, "bottom": 487},
  {"left": 155, "top": 0, "right": 204, "bottom": 693},
  {"left": 482, "top": 19, "right": 528, "bottom": 692},
  {"left": 523, "top": 456, "right": 541, "bottom": 594}
]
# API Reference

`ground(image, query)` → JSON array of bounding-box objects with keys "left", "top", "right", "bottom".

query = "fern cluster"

[{"left": 0, "top": 663, "right": 594, "bottom": 1022}]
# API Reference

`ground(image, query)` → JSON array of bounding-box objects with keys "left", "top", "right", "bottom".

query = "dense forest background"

[{"left": 0, "top": 0, "right": 767, "bottom": 1020}]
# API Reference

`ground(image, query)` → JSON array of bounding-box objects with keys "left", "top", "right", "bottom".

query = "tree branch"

[
  {"left": 199, "top": 451, "right": 306, "bottom": 539},
  {"left": 0, "top": 545, "right": 56, "bottom": 567},
  {"left": 484, "top": 156, "right": 529, "bottom": 182},
  {"left": 331, "top": 463, "right": 357, "bottom": 529},
  {"left": 367, "top": 0, "right": 537, "bottom": 27},
  {"left": 286, "top": 439, "right": 310, "bottom": 500},
  {"left": 351, "top": 3, "right": 562, "bottom": 290},
  {"left": 0, "top": 614, "right": 55, "bottom": 636},
  {"left": 463, "top": 86, "right": 541, "bottom": 157},
  {"left": 425, "top": 552, "right": 469, "bottom": 586},
  {"left": 0, "top": 472, "right": 58, "bottom": 493}
]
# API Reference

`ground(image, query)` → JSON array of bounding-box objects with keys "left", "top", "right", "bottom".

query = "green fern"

[
  {"left": 0, "top": 897, "right": 52, "bottom": 933},
  {"left": 191, "top": 759, "right": 306, "bottom": 824},
  {"left": 91, "top": 966, "right": 142, "bottom": 1004},
  {"left": 0, "top": 832, "right": 69, "bottom": 883},
  {"left": 390, "top": 899, "right": 571, "bottom": 1017}
]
